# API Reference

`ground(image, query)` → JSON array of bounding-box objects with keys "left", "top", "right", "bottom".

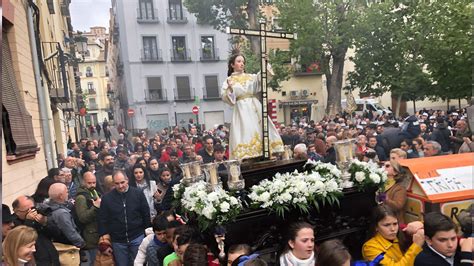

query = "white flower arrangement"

[
  {"left": 249, "top": 168, "right": 343, "bottom": 217},
  {"left": 172, "top": 181, "right": 242, "bottom": 230},
  {"left": 348, "top": 159, "right": 387, "bottom": 191},
  {"left": 304, "top": 159, "right": 343, "bottom": 184}
]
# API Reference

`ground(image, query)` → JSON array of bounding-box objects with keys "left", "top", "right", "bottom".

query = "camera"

[
  {"left": 364, "top": 149, "right": 377, "bottom": 159},
  {"left": 33, "top": 203, "right": 52, "bottom": 216}
]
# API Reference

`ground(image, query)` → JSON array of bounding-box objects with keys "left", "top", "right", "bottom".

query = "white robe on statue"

[{"left": 221, "top": 72, "right": 284, "bottom": 160}]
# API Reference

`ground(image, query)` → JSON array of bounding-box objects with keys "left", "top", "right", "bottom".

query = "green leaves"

[{"left": 349, "top": 0, "right": 472, "bottom": 102}]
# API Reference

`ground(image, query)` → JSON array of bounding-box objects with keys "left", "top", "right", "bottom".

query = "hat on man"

[
  {"left": 429, "top": 115, "right": 436, "bottom": 120},
  {"left": 2, "top": 204, "right": 15, "bottom": 223},
  {"left": 451, "top": 112, "right": 459, "bottom": 116},
  {"left": 422, "top": 112, "right": 429, "bottom": 117}
]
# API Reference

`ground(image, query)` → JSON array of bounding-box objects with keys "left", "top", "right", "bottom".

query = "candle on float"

[
  {"left": 193, "top": 163, "right": 201, "bottom": 176},
  {"left": 209, "top": 166, "right": 218, "bottom": 185},
  {"left": 229, "top": 165, "right": 240, "bottom": 182},
  {"left": 184, "top": 165, "right": 191, "bottom": 179}
]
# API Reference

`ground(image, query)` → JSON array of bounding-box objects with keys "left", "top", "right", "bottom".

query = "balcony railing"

[
  {"left": 137, "top": 8, "right": 159, "bottom": 23},
  {"left": 41, "top": 41, "right": 70, "bottom": 103},
  {"left": 167, "top": 8, "right": 187, "bottom": 23},
  {"left": 88, "top": 88, "right": 96, "bottom": 95},
  {"left": 202, "top": 87, "right": 220, "bottom": 100},
  {"left": 170, "top": 48, "right": 191, "bottom": 62},
  {"left": 85, "top": 72, "right": 93, "bottom": 77},
  {"left": 199, "top": 47, "right": 219, "bottom": 62},
  {"left": 173, "top": 88, "right": 194, "bottom": 101},
  {"left": 141, "top": 49, "right": 163, "bottom": 63},
  {"left": 145, "top": 89, "right": 168, "bottom": 102},
  {"left": 293, "top": 64, "right": 323, "bottom": 76}
]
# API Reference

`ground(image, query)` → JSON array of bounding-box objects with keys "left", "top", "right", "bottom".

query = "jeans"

[{"left": 112, "top": 234, "right": 144, "bottom": 266}]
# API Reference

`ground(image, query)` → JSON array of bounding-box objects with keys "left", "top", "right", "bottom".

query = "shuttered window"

[
  {"left": 2, "top": 34, "right": 39, "bottom": 156},
  {"left": 176, "top": 76, "right": 191, "bottom": 99},
  {"left": 204, "top": 75, "right": 219, "bottom": 98}
]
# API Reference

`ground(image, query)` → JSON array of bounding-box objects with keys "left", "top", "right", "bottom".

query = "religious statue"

[{"left": 221, "top": 54, "right": 284, "bottom": 160}]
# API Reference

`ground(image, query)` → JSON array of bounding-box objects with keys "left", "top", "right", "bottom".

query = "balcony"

[
  {"left": 85, "top": 72, "right": 93, "bottom": 77},
  {"left": 173, "top": 88, "right": 194, "bottom": 101},
  {"left": 170, "top": 48, "right": 191, "bottom": 62},
  {"left": 137, "top": 8, "right": 159, "bottom": 23},
  {"left": 167, "top": 9, "right": 187, "bottom": 23},
  {"left": 199, "top": 47, "right": 219, "bottom": 62},
  {"left": 293, "top": 64, "right": 323, "bottom": 76},
  {"left": 88, "top": 88, "right": 97, "bottom": 95},
  {"left": 145, "top": 89, "right": 168, "bottom": 102},
  {"left": 41, "top": 41, "right": 70, "bottom": 103},
  {"left": 141, "top": 49, "right": 163, "bottom": 63},
  {"left": 203, "top": 87, "right": 220, "bottom": 100}
]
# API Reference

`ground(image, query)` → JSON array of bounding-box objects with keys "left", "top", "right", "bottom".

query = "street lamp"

[{"left": 74, "top": 35, "right": 88, "bottom": 55}]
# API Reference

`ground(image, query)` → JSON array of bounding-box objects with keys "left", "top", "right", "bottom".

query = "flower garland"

[
  {"left": 172, "top": 181, "right": 242, "bottom": 230},
  {"left": 348, "top": 159, "right": 387, "bottom": 191},
  {"left": 249, "top": 166, "right": 343, "bottom": 217}
]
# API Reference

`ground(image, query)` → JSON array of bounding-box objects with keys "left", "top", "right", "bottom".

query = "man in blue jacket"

[{"left": 98, "top": 170, "right": 151, "bottom": 266}]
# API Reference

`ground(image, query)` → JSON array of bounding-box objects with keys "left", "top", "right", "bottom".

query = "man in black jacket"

[
  {"left": 98, "top": 170, "right": 151, "bottom": 266},
  {"left": 12, "top": 195, "right": 60, "bottom": 265},
  {"left": 430, "top": 118, "right": 452, "bottom": 153},
  {"left": 414, "top": 212, "right": 473, "bottom": 266}
]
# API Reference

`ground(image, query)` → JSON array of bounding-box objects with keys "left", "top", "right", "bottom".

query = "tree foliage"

[
  {"left": 275, "top": 0, "right": 366, "bottom": 114},
  {"left": 184, "top": 0, "right": 262, "bottom": 54},
  {"left": 349, "top": 0, "right": 472, "bottom": 106}
]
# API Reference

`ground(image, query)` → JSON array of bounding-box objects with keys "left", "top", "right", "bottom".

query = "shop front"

[{"left": 279, "top": 100, "right": 318, "bottom": 125}]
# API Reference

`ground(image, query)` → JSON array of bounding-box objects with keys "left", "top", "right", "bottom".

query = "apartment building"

[
  {"left": 108, "top": 0, "right": 232, "bottom": 135},
  {"left": 76, "top": 27, "right": 111, "bottom": 128}
]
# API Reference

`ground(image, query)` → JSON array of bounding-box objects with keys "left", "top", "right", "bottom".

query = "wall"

[{"left": 2, "top": 0, "right": 48, "bottom": 206}]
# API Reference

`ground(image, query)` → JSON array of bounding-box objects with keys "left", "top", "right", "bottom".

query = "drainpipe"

[{"left": 26, "top": 1, "right": 57, "bottom": 169}]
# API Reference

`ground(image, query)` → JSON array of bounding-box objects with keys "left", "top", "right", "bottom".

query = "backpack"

[{"left": 72, "top": 191, "right": 94, "bottom": 233}]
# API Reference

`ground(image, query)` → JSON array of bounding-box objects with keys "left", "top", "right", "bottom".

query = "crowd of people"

[{"left": 2, "top": 106, "right": 473, "bottom": 266}]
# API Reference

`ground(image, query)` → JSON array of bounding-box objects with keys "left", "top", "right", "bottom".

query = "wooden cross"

[{"left": 226, "top": 22, "right": 297, "bottom": 160}]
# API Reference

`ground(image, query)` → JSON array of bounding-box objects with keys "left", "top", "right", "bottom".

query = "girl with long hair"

[
  {"left": 129, "top": 164, "right": 159, "bottom": 219},
  {"left": 362, "top": 205, "right": 424, "bottom": 265}
]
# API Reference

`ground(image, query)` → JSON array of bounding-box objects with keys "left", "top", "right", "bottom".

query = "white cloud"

[{"left": 70, "top": 0, "right": 111, "bottom": 32}]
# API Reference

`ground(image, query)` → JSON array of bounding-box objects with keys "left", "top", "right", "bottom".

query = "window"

[
  {"left": 171, "top": 36, "right": 188, "bottom": 61},
  {"left": 87, "top": 82, "right": 96, "bottom": 94},
  {"left": 200, "top": 36, "right": 217, "bottom": 60},
  {"left": 204, "top": 75, "right": 219, "bottom": 98},
  {"left": 176, "top": 76, "right": 191, "bottom": 100},
  {"left": 147, "top": 77, "right": 164, "bottom": 101},
  {"left": 168, "top": 0, "right": 184, "bottom": 20},
  {"left": 89, "top": 98, "right": 97, "bottom": 110},
  {"left": 142, "top": 36, "right": 159, "bottom": 61},
  {"left": 139, "top": 0, "right": 156, "bottom": 20},
  {"left": 86, "top": 66, "right": 93, "bottom": 77},
  {"left": 2, "top": 34, "right": 38, "bottom": 158}
]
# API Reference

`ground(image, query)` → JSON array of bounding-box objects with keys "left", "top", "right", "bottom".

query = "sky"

[{"left": 69, "top": 0, "right": 111, "bottom": 32}]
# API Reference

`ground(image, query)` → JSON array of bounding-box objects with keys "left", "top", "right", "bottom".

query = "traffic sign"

[
  {"left": 192, "top": 106, "right": 199, "bottom": 115},
  {"left": 128, "top": 108, "right": 135, "bottom": 117}
]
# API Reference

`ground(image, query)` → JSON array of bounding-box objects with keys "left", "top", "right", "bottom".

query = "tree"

[
  {"left": 349, "top": 0, "right": 472, "bottom": 114},
  {"left": 349, "top": 1, "right": 433, "bottom": 116},
  {"left": 418, "top": 0, "right": 472, "bottom": 101},
  {"left": 184, "top": 0, "right": 261, "bottom": 54},
  {"left": 275, "top": 0, "right": 366, "bottom": 115}
]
